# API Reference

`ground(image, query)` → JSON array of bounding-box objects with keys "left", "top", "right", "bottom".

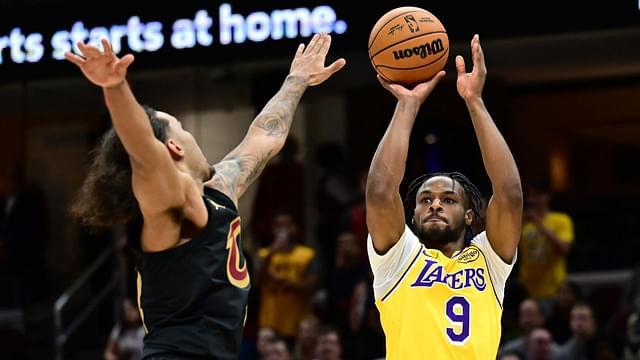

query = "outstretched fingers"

[
  {"left": 455, "top": 55, "right": 466, "bottom": 76},
  {"left": 113, "top": 54, "right": 135, "bottom": 73},
  {"left": 325, "top": 57, "right": 346, "bottom": 74},
  {"left": 101, "top": 38, "right": 114, "bottom": 57},
  {"left": 77, "top": 42, "right": 101, "bottom": 59},
  {"left": 304, "top": 33, "right": 321, "bottom": 55},
  {"left": 471, "top": 34, "right": 486, "bottom": 73},
  {"left": 64, "top": 51, "right": 85, "bottom": 67},
  {"left": 316, "top": 32, "right": 330, "bottom": 56},
  {"left": 293, "top": 43, "right": 305, "bottom": 61}
]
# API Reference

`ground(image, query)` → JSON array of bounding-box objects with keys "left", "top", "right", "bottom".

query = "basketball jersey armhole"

[{"left": 204, "top": 186, "right": 238, "bottom": 213}]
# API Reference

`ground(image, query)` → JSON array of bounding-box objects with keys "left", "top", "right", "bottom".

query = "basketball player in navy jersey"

[{"left": 65, "top": 34, "right": 345, "bottom": 359}]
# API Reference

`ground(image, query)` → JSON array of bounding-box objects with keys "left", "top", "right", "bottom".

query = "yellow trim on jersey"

[
  {"left": 380, "top": 244, "right": 424, "bottom": 301},
  {"left": 136, "top": 271, "right": 149, "bottom": 334}
]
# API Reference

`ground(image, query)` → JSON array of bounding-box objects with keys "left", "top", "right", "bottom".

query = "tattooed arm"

[
  {"left": 205, "top": 33, "right": 345, "bottom": 206},
  {"left": 206, "top": 75, "right": 307, "bottom": 205}
]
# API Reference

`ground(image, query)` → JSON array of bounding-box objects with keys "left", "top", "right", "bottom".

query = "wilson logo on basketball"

[{"left": 393, "top": 38, "right": 445, "bottom": 60}]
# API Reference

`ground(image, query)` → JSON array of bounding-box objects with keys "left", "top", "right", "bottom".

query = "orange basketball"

[{"left": 368, "top": 6, "right": 449, "bottom": 87}]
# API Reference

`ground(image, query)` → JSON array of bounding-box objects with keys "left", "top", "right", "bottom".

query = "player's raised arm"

[
  {"left": 65, "top": 38, "right": 188, "bottom": 220},
  {"left": 65, "top": 39, "right": 164, "bottom": 168},
  {"left": 366, "top": 72, "right": 445, "bottom": 254},
  {"left": 455, "top": 35, "right": 523, "bottom": 262},
  {"left": 206, "top": 33, "right": 345, "bottom": 206}
]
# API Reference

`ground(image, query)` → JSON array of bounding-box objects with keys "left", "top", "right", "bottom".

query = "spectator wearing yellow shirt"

[
  {"left": 518, "top": 180, "right": 574, "bottom": 313},
  {"left": 257, "top": 211, "right": 318, "bottom": 347}
]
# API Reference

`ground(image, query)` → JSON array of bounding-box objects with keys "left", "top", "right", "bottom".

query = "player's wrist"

[
  {"left": 102, "top": 79, "right": 128, "bottom": 90},
  {"left": 285, "top": 73, "right": 311, "bottom": 87}
]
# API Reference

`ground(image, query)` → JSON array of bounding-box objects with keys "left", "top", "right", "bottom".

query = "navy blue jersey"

[{"left": 130, "top": 187, "right": 251, "bottom": 359}]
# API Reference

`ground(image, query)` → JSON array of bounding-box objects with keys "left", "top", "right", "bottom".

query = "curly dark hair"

[
  {"left": 404, "top": 171, "right": 485, "bottom": 245},
  {"left": 70, "top": 105, "right": 169, "bottom": 229}
]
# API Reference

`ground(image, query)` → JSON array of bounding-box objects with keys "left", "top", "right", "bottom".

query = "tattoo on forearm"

[
  {"left": 254, "top": 115, "right": 287, "bottom": 137},
  {"left": 212, "top": 76, "right": 306, "bottom": 199},
  {"left": 212, "top": 150, "right": 273, "bottom": 197},
  {"left": 253, "top": 75, "right": 307, "bottom": 138},
  {"left": 235, "top": 151, "right": 272, "bottom": 188}
]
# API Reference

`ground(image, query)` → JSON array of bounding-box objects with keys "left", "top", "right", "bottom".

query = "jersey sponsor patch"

[{"left": 457, "top": 247, "right": 480, "bottom": 264}]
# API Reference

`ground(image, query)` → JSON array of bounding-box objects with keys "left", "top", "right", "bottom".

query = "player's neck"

[{"left": 431, "top": 238, "right": 465, "bottom": 258}]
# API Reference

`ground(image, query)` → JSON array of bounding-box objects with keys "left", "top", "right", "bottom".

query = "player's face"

[
  {"left": 160, "top": 112, "right": 211, "bottom": 181},
  {"left": 413, "top": 176, "right": 471, "bottom": 245}
]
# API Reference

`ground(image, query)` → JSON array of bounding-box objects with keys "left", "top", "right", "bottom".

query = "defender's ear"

[{"left": 166, "top": 139, "right": 184, "bottom": 161}]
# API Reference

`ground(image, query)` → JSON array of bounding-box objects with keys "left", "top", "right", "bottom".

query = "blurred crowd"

[{"left": 1, "top": 138, "right": 639, "bottom": 360}]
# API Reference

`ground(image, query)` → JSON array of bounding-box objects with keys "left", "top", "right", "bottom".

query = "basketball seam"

[
  {"left": 368, "top": 9, "right": 437, "bottom": 50},
  {"left": 370, "top": 31, "right": 447, "bottom": 60},
  {"left": 375, "top": 48, "right": 449, "bottom": 71}
]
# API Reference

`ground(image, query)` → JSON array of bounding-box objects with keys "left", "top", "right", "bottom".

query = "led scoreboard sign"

[
  {"left": 0, "top": 3, "right": 347, "bottom": 67},
  {"left": 0, "top": 0, "right": 638, "bottom": 81}
]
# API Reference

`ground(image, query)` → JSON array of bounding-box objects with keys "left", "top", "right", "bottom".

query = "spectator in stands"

[
  {"left": 525, "top": 328, "right": 559, "bottom": 360},
  {"left": 265, "top": 337, "right": 293, "bottom": 360},
  {"left": 256, "top": 327, "right": 277, "bottom": 360},
  {"left": 325, "top": 231, "right": 368, "bottom": 359},
  {"left": 293, "top": 315, "right": 319, "bottom": 360},
  {"left": 251, "top": 136, "right": 305, "bottom": 247},
  {"left": 315, "top": 142, "right": 354, "bottom": 272},
  {"left": 500, "top": 298, "right": 547, "bottom": 357},
  {"left": 314, "top": 325, "right": 342, "bottom": 360},
  {"left": 556, "top": 302, "right": 597, "bottom": 360},
  {"left": 518, "top": 179, "right": 574, "bottom": 314},
  {"left": 257, "top": 212, "right": 318, "bottom": 347},
  {"left": 545, "top": 280, "right": 583, "bottom": 344},
  {"left": 104, "top": 297, "right": 145, "bottom": 360},
  {"left": 343, "top": 170, "right": 368, "bottom": 262}
]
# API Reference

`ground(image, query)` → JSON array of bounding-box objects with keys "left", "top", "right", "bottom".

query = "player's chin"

[{"left": 418, "top": 224, "right": 447, "bottom": 237}]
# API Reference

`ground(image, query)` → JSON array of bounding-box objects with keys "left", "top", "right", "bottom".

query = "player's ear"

[
  {"left": 166, "top": 139, "right": 184, "bottom": 161},
  {"left": 464, "top": 209, "right": 473, "bottom": 226}
]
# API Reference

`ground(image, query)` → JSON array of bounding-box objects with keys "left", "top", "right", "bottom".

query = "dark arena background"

[{"left": 1, "top": 0, "right": 639, "bottom": 359}]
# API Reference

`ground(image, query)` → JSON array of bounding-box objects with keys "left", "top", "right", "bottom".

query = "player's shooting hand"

[
  {"left": 456, "top": 34, "right": 486, "bottom": 101},
  {"left": 377, "top": 70, "right": 445, "bottom": 106}
]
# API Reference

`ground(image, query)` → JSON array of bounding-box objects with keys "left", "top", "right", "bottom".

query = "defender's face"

[
  {"left": 413, "top": 176, "right": 471, "bottom": 243},
  {"left": 160, "top": 112, "right": 210, "bottom": 180}
]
